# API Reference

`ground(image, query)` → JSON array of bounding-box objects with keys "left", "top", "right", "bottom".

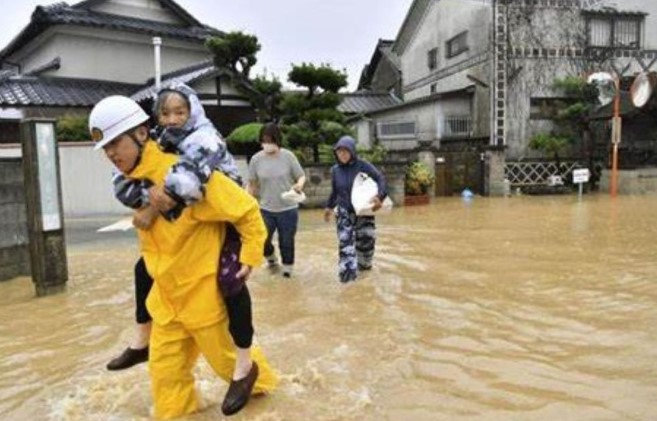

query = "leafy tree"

[
  {"left": 56, "top": 114, "right": 88, "bottom": 142},
  {"left": 281, "top": 63, "right": 350, "bottom": 162},
  {"left": 248, "top": 74, "right": 283, "bottom": 122},
  {"left": 529, "top": 76, "right": 597, "bottom": 175},
  {"left": 288, "top": 63, "right": 348, "bottom": 97},
  {"left": 205, "top": 31, "right": 261, "bottom": 78}
]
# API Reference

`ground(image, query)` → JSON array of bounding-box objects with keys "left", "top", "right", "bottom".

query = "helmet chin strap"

[{"left": 124, "top": 131, "right": 145, "bottom": 174}]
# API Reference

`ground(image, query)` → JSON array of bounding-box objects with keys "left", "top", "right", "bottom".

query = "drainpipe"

[{"left": 153, "top": 37, "right": 162, "bottom": 90}]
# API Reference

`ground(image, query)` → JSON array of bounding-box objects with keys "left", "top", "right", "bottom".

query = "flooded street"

[{"left": 1, "top": 194, "right": 657, "bottom": 420}]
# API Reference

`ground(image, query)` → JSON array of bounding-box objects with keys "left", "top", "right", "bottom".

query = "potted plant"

[{"left": 404, "top": 161, "right": 434, "bottom": 205}]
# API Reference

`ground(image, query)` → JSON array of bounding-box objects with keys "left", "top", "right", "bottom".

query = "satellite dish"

[
  {"left": 587, "top": 72, "right": 616, "bottom": 107},
  {"left": 630, "top": 72, "right": 655, "bottom": 108}
]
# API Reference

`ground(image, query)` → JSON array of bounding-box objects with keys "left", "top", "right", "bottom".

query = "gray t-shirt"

[{"left": 248, "top": 148, "right": 305, "bottom": 212}]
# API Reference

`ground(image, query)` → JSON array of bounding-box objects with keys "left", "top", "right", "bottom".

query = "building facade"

[
  {"left": 0, "top": 0, "right": 255, "bottom": 142},
  {"left": 354, "top": 0, "right": 657, "bottom": 195}
]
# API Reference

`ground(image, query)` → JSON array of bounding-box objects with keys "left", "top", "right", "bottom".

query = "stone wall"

[
  {"left": 599, "top": 168, "right": 657, "bottom": 195},
  {"left": 301, "top": 162, "right": 407, "bottom": 208},
  {"left": 0, "top": 158, "right": 30, "bottom": 281}
]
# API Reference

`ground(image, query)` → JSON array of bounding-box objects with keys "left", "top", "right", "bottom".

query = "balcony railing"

[{"left": 439, "top": 115, "right": 472, "bottom": 139}]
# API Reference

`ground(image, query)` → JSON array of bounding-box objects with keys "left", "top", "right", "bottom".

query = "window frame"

[
  {"left": 427, "top": 47, "right": 438, "bottom": 70},
  {"left": 585, "top": 13, "right": 643, "bottom": 49},
  {"left": 376, "top": 120, "right": 417, "bottom": 140},
  {"left": 446, "top": 31, "right": 469, "bottom": 59}
]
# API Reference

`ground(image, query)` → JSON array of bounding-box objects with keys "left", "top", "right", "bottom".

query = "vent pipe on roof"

[{"left": 153, "top": 37, "right": 162, "bottom": 91}]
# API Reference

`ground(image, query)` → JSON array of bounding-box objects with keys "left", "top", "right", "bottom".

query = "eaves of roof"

[
  {"left": 0, "top": 75, "right": 140, "bottom": 107},
  {"left": 358, "top": 85, "right": 475, "bottom": 117},
  {"left": 338, "top": 91, "right": 402, "bottom": 114},
  {"left": 0, "top": 2, "right": 222, "bottom": 62},
  {"left": 131, "top": 60, "right": 256, "bottom": 102}
]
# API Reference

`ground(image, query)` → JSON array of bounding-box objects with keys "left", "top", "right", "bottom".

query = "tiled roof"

[
  {"left": 338, "top": 91, "right": 402, "bottom": 114},
  {"left": 0, "top": 75, "right": 140, "bottom": 106},
  {"left": 0, "top": 2, "right": 222, "bottom": 61},
  {"left": 132, "top": 60, "right": 257, "bottom": 102},
  {"left": 131, "top": 60, "right": 223, "bottom": 101}
]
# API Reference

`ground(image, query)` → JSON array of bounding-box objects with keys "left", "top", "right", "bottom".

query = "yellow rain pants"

[{"left": 126, "top": 141, "right": 278, "bottom": 419}]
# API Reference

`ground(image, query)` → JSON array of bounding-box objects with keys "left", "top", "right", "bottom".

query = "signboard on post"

[
  {"left": 611, "top": 116, "right": 622, "bottom": 145},
  {"left": 21, "top": 119, "right": 68, "bottom": 297},
  {"left": 573, "top": 168, "right": 590, "bottom": 198},
  {"left": 573, "top": 168, "right": 590, "bottom": 184}
]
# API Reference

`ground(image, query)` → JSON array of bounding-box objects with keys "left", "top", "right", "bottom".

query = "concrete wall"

[
  {"left": 302, "top": 162, "right": 407, "bottom": 209},
  {"left": 599, "top": 168, "right": 657, "bottom": 195},
  {"left": 88, "top": 0, "right": 180, "bottom": 23},
  {"left": 3, "top": 143, "right": 408, "bottom": 217},
  {"left": 401, "top": 0, "right": 490, "bottom": 99},
  {"left": 0, "top": 158, "right": 29, "bottom": 281}
]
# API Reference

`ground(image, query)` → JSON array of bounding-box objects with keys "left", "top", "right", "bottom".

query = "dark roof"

[
  {"left": 352, "top": 85, "right": 475, "bottom": 118},
  {"left": 582, "top": 8, "right": 647, "bottom": 17},
  {"left": 358, "top": 39, "right": 400, "bottom": 90},
  {"left": 0, "top": 75, "right": 140, "bottom": 107},
  {"left": 0, "top": 1, "right": 223, "bottom": 62},
  {"left": 131, "top": 59, "right": 257, "bottom": 102},
  {"left": 338, "top": 91, "right": 402, "bottom": 114},
  {"left": 131, "top": 60, "right": 222, "bottom": 101}
]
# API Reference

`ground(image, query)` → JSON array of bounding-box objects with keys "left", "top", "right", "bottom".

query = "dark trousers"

[
  {"left": 133, "top": 231, "right": 254, "bottom": 348},
  {"left": 335, "top": 206, "right": 376, "bottom": 282},
  {"left": 261, "top": 208, "right": 299, "bottom": 265}
]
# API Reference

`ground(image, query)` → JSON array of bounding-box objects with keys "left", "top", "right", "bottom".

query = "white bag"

[
  {"left": 281, "top": 188, "right": 307, "bottom": 203},
  {"left": 351, "top": 172, "right": 393, "bottom": 216}
]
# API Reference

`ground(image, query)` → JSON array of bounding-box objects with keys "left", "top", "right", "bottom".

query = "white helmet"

[{"left": 89, "top": 95, "right": 149, "bottom": 150}]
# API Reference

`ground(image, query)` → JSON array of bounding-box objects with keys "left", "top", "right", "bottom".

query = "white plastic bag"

[
  {"left": 281, "top": 188, "right": 307, "bottom": 203},
  {"left": 351, "top": 172, "right": 393, "bottom": 216}
]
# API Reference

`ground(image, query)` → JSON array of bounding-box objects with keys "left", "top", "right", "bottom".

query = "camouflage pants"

[{"left": 335, "top": 206, "right": 376, "bottom": 283}]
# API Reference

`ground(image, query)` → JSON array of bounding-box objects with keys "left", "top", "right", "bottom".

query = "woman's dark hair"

[{"left": 259, "top": 122, "right": 282, "bottom": 146}]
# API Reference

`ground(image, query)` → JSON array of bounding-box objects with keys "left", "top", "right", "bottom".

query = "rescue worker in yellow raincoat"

[{"left": 88, "top": 95, "right": 278, "bottom": 419}]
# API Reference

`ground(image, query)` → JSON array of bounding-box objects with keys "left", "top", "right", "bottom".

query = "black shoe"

[
  {"left": 106, "top": 347, "right": 149, "bottom": 371},
  {"left": 358, "top": 264, "right": 372, "bottom": 271},
  {"left": 339, "top": 271, "right": 357, "bottom": 283},
  {"left": 221, "top": 362, "right": 259, "bottom": 416}
]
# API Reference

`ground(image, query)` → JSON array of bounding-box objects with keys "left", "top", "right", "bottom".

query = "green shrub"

[
  {"left": 226, "top": 122, "right": 262, "bottom": 157},
  {"left": 405, "top": 161, "right": 434, "bottom": 196},
  {"left": 56, "top": 114, "right": 89, "bottom": 142},
  {"left": 227, "top": 122, "right": 262, "bottom": 144},
  {"left": 357, "top": 144, "right": 387, "bottom": 164}
]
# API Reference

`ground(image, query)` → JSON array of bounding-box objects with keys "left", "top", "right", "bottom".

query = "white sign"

[
  {"left": 35, "top": 123, "right": 62, "bottom": 231},
  {"left": 573, "top": 168, "right": 590, "bottom": 184}
]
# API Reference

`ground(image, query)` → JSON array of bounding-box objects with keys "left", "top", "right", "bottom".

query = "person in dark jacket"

[{"left": 323, "top": 136, "right": 387, "bottom": 283}]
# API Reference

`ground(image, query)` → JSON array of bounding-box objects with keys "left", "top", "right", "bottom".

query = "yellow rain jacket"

[{"left": 127, "top": 140, "right": 278, "bottom": 419}]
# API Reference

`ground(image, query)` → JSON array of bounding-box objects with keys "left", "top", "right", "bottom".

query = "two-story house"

[
  {"left": 0, "top": 0, "right": 255, "bottom": 143},
  {"left": 354, "top": 0, "right": 657, "bottom": 195}
]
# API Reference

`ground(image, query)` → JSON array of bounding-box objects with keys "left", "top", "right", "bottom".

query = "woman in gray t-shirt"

[{"left": 247, "top": 123, "right": 306, "bottom": 278}]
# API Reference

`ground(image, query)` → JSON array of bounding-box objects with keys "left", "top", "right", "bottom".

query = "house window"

[
  {"left": 439, "top": 115, "right": 472, "bottom": 138},
  {"left": 529, "top": 97, "right": 577, "bottom": 120},
  {"left": 376, "top": 121, "right": 416, "bottom": 139},
  {"left": 446, "top": 31, "right": 469, "bottom": 58},
  {"left": 427, "top": 48, "right": 438, "bottom": 70},
  {"left": 587, "top": 14, "right": 642, "bottom": 48},
  {"left": 430, "top": 83, "right": 437, "bottom": 94}
]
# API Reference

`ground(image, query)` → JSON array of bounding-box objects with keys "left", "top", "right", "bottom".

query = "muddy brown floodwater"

[{"left": 1, "top": 195, "right": 657, "bottom": 420}]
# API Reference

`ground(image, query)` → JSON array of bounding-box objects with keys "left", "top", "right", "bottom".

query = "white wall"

[
  {"left": 1, "top": 143, "right": 250, "bottom": 217},
  {"left": 401, "top": 0, "right": 490, "bottom": 97},
  {"left": 13, "top": 26, "right": 211, "bottom": 84},
  {"left": 88, "top": 0, "right": 180, "bottom": 23}
]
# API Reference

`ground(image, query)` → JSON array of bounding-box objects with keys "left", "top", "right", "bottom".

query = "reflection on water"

[{"left": 2, "top": 195, "right": 657, "bottom": 420}]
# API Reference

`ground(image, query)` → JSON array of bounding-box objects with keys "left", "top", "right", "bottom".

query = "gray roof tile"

[
  {"left": 338, "top": 91, "right": 402, "bottom": 114},
  {"left": 0, "top": 76, "right": 140, "bottom": 107}
]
